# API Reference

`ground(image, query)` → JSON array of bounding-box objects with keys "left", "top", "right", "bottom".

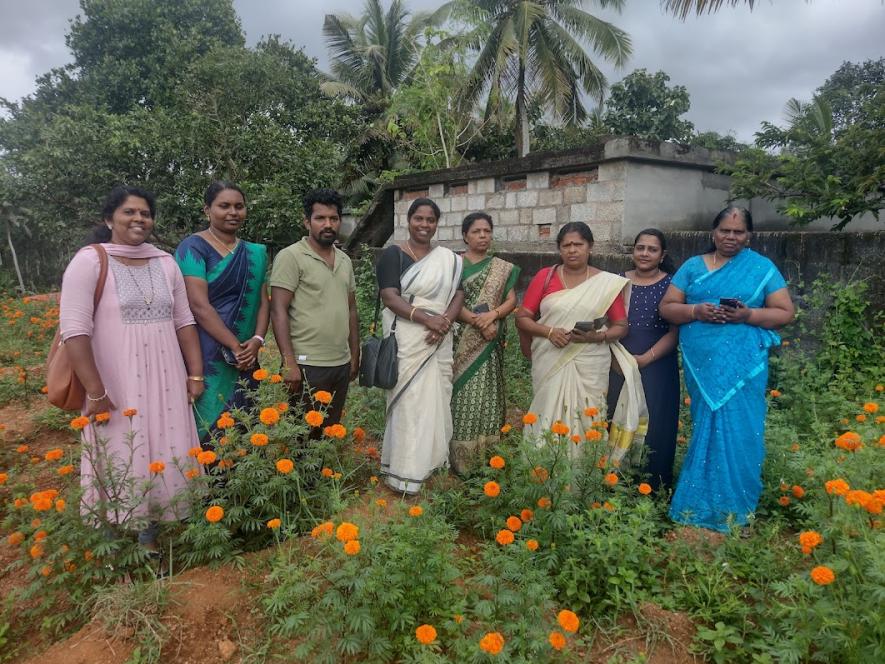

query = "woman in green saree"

[{"left": 451, "top": 212, "right": 520, "bottom": 473}]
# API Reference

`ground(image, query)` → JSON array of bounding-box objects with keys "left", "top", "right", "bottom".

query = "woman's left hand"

[
  {"left": 721, "top": 302, "right": 751, "bottom": 323},
  {"left": 474, "top": 311, "right": 498, "bottom": 330},
  {"left": 187, "top": 378, "right": 205, "bottom": 404},
  {"left": 235, "top": 338, "right": 261, "bottom": 370},
  {"left": 480, "top": 324, "right": 498, "bottom": 341},
  {"left": 570, "top": 329, "right": 605, "bottom": 344}
]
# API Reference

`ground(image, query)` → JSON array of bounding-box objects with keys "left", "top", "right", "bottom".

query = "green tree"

[
  {"left": 816, "top": 58, "right": 884, "bottom": 133},
  {"left": 603, "top": 69, "right": 694, "bottom": 143},
  {"left": 442, "top": 0, "right": 631, "bottom": 157},
  {"left": 691, "top": 130, "right": 748, "bottom": 152},
  {"left": 726, "top": 71, "right": 884, "bottom": 229},
  {"left": 661, "top": 0, "right": 761, "bottom": 19}
]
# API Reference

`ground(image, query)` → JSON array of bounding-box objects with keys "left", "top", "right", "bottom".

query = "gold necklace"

[
  {"left": 125, "top": 261, "right": 156, "bottom": 308},
  {"left": 560, "top": 265, "right": 589, "bottom": 289},
  {"left": 402, "top": 240, "right": 420, "bottom": 262},
  {"left": 207, "top": 226, "right": 238, "bottom": 255}
]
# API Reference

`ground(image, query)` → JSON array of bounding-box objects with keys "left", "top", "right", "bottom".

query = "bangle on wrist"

[
  {"left": 547, "top": 327, "right": 554, "bottom": 340},
  {"left": 691, "top": 304, "right": 697, "bottom": 320},
  {"left": 251, "top": 334, "right": 265, "bottom": 346},
  {"left": 409, "top": 307, "right": 416, "bottom": 322},
  {"left": 87, "top": 390, "right": 107, "bottom": 402},
  {"left": 187, "top": 375, "right": 205, "bottom": 382},
  {"left": 650, "top": 348, "right": 657, "bottom": 361}
]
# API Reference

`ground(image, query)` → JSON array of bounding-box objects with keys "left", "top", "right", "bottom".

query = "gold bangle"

[
  {"left": 547, "top": 327, "right": 554, "bottom": 340},
  {"left": 691, "top": 304, "right": 697, "bottom": 320},
  {"left": 187, "top": 376, "right": 205, "bottom": 382},
  {"left": 650, "top": 348, "right": 657, "bottom": 361},
  {"left": 409, "top": 307, "right": 416, "bottom": 322}
]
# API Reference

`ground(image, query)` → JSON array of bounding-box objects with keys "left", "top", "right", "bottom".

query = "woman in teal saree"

[
  {"left": 175, "top": 182, "right": 269, "bottom": 442},
  {"left": 660, "top": 207, "right": 794, "bottom": 532},
  {"left": 451, "top": 213, "right": 520, "bottom": 473}
]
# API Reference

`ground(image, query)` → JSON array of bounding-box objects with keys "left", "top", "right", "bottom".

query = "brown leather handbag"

[{"left": 46, "top": 244, "right": 109, "bottom": 410}]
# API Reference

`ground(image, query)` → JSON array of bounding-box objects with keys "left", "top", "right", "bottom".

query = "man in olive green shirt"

[{"left": 270, "top": 189, "right": 359, "bottom": 430}]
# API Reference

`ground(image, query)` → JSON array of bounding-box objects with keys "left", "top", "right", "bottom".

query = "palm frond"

[
  {"left": 548, "top": 4, "right": 632, "bottom": 67},
  {"left": 661, "top": 0, "right": 758, "bottom": 20}
]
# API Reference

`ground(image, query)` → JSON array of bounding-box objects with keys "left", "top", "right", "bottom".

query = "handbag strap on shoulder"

[
  {"left": 372, "top": 246, "right": 406, "bottom": 336},
  {"left": 90, "top": 243, "right": 109, "bottom": 309}
]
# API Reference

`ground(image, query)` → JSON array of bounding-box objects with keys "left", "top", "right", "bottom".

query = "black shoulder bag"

[{"left": 359, "top": 250, "right": 402, "bottom": 389}]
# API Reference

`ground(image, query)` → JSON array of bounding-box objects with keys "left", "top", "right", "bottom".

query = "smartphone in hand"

[{"left": 719, "top": 298, "right": 740, "bottom": 308}]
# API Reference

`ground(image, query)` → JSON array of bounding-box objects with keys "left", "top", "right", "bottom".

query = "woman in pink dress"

[{"left": 60, "top": 186, "right": 204, "bottom": 552}]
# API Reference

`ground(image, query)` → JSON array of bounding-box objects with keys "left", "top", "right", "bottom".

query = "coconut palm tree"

[
  {"left": 439, "top": 0, "right": 632, "bottom": 157},
  {"left": 322, "top": 0, "right": 431, "bottom": 113},
  {"left": 661, "top": 1, "right": 807, "bottom": 19}
]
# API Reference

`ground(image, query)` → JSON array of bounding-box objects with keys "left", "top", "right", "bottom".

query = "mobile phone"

[
  {"left": 473, "top": 303, "right": 490, "bottom": 314},
  {"left": 593, "top": 316, "right": 609, "bottom": 330},
  {"left": 220, "top": 347, "right": 240, "bottom": 366},
  {"left": 573, "top": 321, "right": 593, "bottom": 333},
  {"left": 719, "top": 298, "right": 740, "bottom": 308}
]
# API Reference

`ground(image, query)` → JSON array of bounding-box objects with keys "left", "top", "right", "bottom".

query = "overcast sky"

[{"left": 1, "top": 0, "right": 882, "bottom": 142}]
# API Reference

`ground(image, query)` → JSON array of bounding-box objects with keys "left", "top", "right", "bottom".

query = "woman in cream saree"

[
  {"left": 376, "top": 198, "right": 464, "bottom": 493},
  {"left": 516, "top": 223, "right": 648, "bottom": 465}
]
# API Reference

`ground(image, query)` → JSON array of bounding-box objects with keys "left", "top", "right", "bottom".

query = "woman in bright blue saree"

[
  {"left": 175, "top": 182, "right": 269, "bottom": 442},
  {"left": 660, "top": 207, "right": 794, "bottom": 532}
]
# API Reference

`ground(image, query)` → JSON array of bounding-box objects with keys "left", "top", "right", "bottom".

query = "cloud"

[{"left": 1, "top": 0, "right": 882, "bottom": 142}]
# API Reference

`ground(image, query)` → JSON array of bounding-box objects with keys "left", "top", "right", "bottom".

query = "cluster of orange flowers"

[
  {"left": 798, "top": 530, "right": 823, "bottom": 555},
  {"left": 834, "top": 431, "right": 863, "bottom": 452},
  {"left": 323, "top": 423, "right": 347, "bottom": 439},
  {"left": 824, "top": 478, "right": 883, "bottom": 514}
]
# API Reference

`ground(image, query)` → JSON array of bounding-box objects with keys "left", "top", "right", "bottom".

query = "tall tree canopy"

[
  {"left": 603, "top": 69, "right": 694, "bottom": 143},
  {"left": 442, "top": 0, "right": 631, "bottom": 156}
]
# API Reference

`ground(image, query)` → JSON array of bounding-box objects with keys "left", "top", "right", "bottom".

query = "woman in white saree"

[
  {"left": 376, "top": 198, "right": 464, "bottom": 493},
  {"left": 516, "top": 223, "right": 648, "bottom": 465}
]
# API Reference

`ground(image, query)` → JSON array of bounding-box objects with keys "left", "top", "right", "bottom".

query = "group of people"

[
  {"left": 372, "top": 198, "right": 794, "bottom": 533},
  {"left": 59, "top": 183, "right": 793, "bottom": 546}
]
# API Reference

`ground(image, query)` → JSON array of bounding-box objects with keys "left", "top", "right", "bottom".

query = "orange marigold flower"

[
  {"left": 7, "top": 532, "right": 25, "bottom": 546},
  {"left": 520, "top": 508, "right": 534, "bottom": 522},
  {"left": 416, "top": 624, "right": 437, "bottom": 645},
  {"left": 537, "top": 496, "right": 552, "bottom": 509},
  {"left": 530, "top": 466, "right": 549, "bottom": 483},
  {"left": 506, "top": 516, "right": 522, "bottom": 532},
  {"left": 557, "top": 609, "right": 580, "bottom": 633},
  {"left": 548, "top": 630, "right": 566, "bottom": 651},
  {"left": 187, "top": 446, "right": 202, "bottom": 458},
  {"left": 603, "top": 501, "right": 615, "bottom": 511},
  {"left": 148, "top": 461, "right": 165, "bottom": 474},
  {"left": 454, "top": 614, "right": 464, "bottom": 624},
  {"left": 216, "top": 412, "right": 235, "bottom": 429},
  {"left": 825, "top": 478, "right": 850, "bottom": 495},
  {"left": 70, "top": 416, "right": 90, "bottom": 430},
  {"left": 769, "top": 389, "right": 782, "bottom": 398},
  {"left": 29, "top": 543, "right": 44, "bottom": 559},
  {"left": 304, "top": 410, "right": 323, "bottom": 427},
  {"left": 570, "top": 434, "right": 581, "bottom": 444},
  {"left": 877, "top": 384, "right": 884, "bottom": 392},
  {"left": 94, "top": 411, "right": 110, "bottom": 424},
  {"left": 218, "top": 459, "right": 234, "bottom": 470},
  {"left": 325, "top": 423, "right": 347, "bottom": 439},
  {"left": 375, "top": 498, "right": 387, "bottom": 508},
  {"left": 638, "top": 483, "right": 652, "bottom": 495},
  {"left": 352, "top": 426, "right": 366, "bottom": 442},
  {"left": 205, "top": 505, "right": 224, "bottom": 523},
  {"left": 336, "top": 522, "right": 359, "bottom": 543},
  {"left": 34, "top": 530, "right": 47, "bottom": 542},
  {"left": 863, "top": 402, "right": 879, "bottom": 413},
  {"left": 798, "top": 531, "right": 822, "bottom": 553},
  {"left": 865, "top": 497, "right": 883, "bottom": 515},
  {"left": 526, "top": 539, "right": 539, "bottom": 551},
  {"left": 489, "top": 455, "right": 505, "bottom": 470},
  {"left": 584, "top": 406, "right": 599, "bottom": 418},
  {"left": 185, "top": 468, "right": 200, "bottom": 480},
  {"left": 260, "top": 408, "right": 281, "bottom": 426},
  {"left": 84, "top": 550, "right": 94, "bottom": 561},
  {"left": 40, "top": 565, "right": 52, "bottom": 577},
  {"left": 64, "top": 562, "right": 76, "bottom": 573},
  {"left": 835, "top": 431, "right": 863, "bottom": 451},
  {"left": 778, "top": 496, "right": 791, "bottom": 506},
  {"left": 276, "top": 458, "right": 294, "bottom": 474},
  {"left": 484, "top": 481, "right": 501, "bottom": 497},
  {"left": 44, "top": 448, "right": 64, "bottom": 462},
  {"left": 0, "top": 472, "right": 7, "bottom": 485},
  {"left": 40, "top": 385, "right": 49, "bottom": 394},
  {"left": 810, "top": 565, "right": 835, "bottom": 586},
  {"left": 791, "top": 485, "right": 805, "bottom": 499},
  {"left": 33, "top": 499, "right": 52, "bottom": 511},
  {"left": 370, "top": 475, "right": 378, "bottom": 485},
  {"left": 16, "top": 444, "right": 29, "bottom": 453},
  {"left": 253, "top": 368, "right": 269, "bottom": 381},
  {"left": 321, "top": 467, "right": 334, "bottom": 478},
  {"left": 55, "top": 499, "right": 66, "bottom": 512},
  {"left": 500, "top": 423, "right": 512, "bottom": 434},
  {"left": 856, "top": 414, "right": 867, "bottom": 423},
  {"left": 603, "top": 472, "right": 618, "bottom": 486},
  {"left": 876, "top": 416, "right": 885, "bottom": 424},
  {"left": 310, "top": 521, "right": 334, "bottom": 538},
  {"left": 250, "top": 433, "right": 269, "bottom": 447},
  {"left": 408, "top": 505, "right": 424, "bottom": 517},
  {"left": 596, "top": 455, "right": 608, "bottom": 469},
  {"left": 276, "top": 402, "right": 289, "bottom": 412},
  {"left": 31, "top": 518, "right": 42, "bottom": 528},
  {"left": 479, "top": 632, "right": 505, "bottom": 655},
  {"left": 584, "top": 429, "right": 602, "bottom": 442},
  {"left": 550, "top": 420, "right": 569, "bottom": 436},
  {"left": 123, "top": 408, "right": 137, "bottom": 417},
  {"left": 522, "top": 412, "right": 538, "bottom": 425},
  {"left": 269, "top": 374, "right": 282, "bottom": 383},
  {"left": 314, "top": 390, "right": 333, "bottom": 404},
  {"left": 343, "top": 540, "right": 361, "bottom": 555},
  {"left": 845, "top": 490, "right": 871, "bottom": 508},
  {"left": 197, "top": 450, "right": 217, "bottom": 465},
  {"left": 14, "top": 498, "right": 27, "bottom": 509},
  {"left": 495, "top": 529, "right": 515, "bottom": 545}
]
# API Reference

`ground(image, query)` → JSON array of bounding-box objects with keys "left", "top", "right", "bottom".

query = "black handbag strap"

[{"left": 372, "top": 246, "right": 407, "bottom": 336}]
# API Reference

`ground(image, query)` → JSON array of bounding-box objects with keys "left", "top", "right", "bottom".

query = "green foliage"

[
  {"left": 603, "top": 69, "right": 694, "bottom": 143},
  {"left": 690, "top": 130, "right": 749, "bottom": 152},
  {"left": 726, "top": 60, "right": 884, "bottom": 229},
  {"left": 89, "top": 579, "right": 171, "bottom": 664}
]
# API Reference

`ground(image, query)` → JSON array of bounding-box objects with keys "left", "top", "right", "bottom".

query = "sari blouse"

[
  {"left": 671, "top": 249, "right": 786, "bottom": 412},
  {"left": 523, "top": 266, "right": 626, "bottom": 320}
]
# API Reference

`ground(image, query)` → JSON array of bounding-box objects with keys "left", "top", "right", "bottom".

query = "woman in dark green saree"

[
  {"left": 175, "top": 181, "right": 269, "bottom": 442},
  {"left": 451, "top": 212, "right": 520, "bottom": 474}
]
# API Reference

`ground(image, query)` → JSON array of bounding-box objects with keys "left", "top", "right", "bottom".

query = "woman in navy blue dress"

[{"left": 608, "top": 229, "right": 680, "bottom": 491}]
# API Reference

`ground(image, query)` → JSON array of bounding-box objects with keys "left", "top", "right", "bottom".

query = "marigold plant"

[
  {"left": 557, "top": 609, "right": 580, "bottom": 633},
  {"left": 506, "top": 516, "right": 522, "bottom": 532},
  {"left": 520, "top": 508, "right": 534, "bottom": 522},
  {"left": 253, "top": 368, "right": 269, "bottom": 381},
  {"left": 343, "top": 540, "right": 361, "bottom": 555},
  {"left": 216, "top": 412, "right": 235, "bottom": 429},
  {"left": 638, "top": 483, "right": 652, "bottom": 495},
  {"left": 550, "top": 420, "right": 569, "bottom": 435},
  {"left": 122, "top": 407, "right": 137, "bottom": 417},
  {"left": 197, "top": 450, "right": 217, "bottom": 465},
  {"left": 44, "top": 448, "right": 63, "bottom": 462},
  {"left": 862, "top": 401, "right": 878, "bottom": 413},
  {"left": 526, "top": 539, "right": 539, "bottom": 551},
  {"left": 500, "top": 423, "right": 512, "bottom": 433},
  {"left": 314, "top": 390, "right": 333, "bottom": 404},
  {"left": 584, "top": 429, "right": 602, "bottom": 442},
  {"left": 825, "top": 478, "right": 850, "bottom": 495},
  {"left": 310, "top": 521, "right": 334, "bottom": 538},
  {"left": 537, "top": 496, "right": 552, "bottom": 509},
  {"left": 479, "top": 631, "right": 505, "bottom": 655},
  {"left": 321, "top": 467, "right": 334, "bottom": 478},
  {"left": 94, "top": 411, "right": 110, "bottom": 424},
  {"left": 489, "top": 455, "right": 505, "bottom": 469},
  {"left": 408, "top": 505, "right": 424, "bottom": 517},
  {"left": 810, "top": 565, "right": 835, "bottom": 585},
  {"left": 260, "top": 407, "right": 281, "bottom": 426},
  {"left": 792, "top": 485, "right": 805, "bottom": 498},
  {"left": 495, "top": 529, "right": 515, "bottom": 545},
  {"left": 336, "top": 522, "right": 359, "bottom": 543},
  {"left": 70, "top": 416, "right": 89, "bottom": 430},
  {"left": 604, "top": 472, "right": 618, "bottom": 486},
  {"left": 522, "top": 412, "right": 538, "bottom": 425},
  {"left": 276, "top": 459, "right": 294, "bottom": 474},
  {"left": 548, "top": 630, "right": 566, "bottom": 650},
  {"left": 484, "top": 481, "right": 501, "bottom": 497},
  {"left": 798, "top": 530, "right": 823, "bottom": 554},
  {"left": 583, "top": 406, "right": 599, "bottom": 417},
  {"left": 148, "top": 461, "right": 165, "bottom": 474},
  {"left": 250, "top": 433, "right": 269, "bottom": 447}
]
